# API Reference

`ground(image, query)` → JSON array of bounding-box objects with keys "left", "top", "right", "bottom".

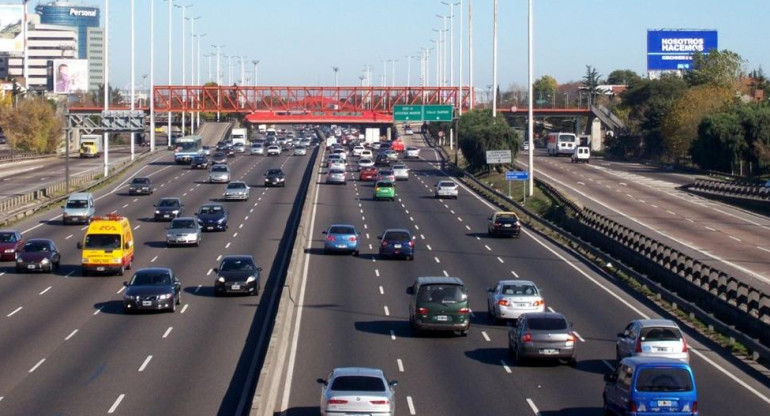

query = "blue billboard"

[{"left": 647, "top": 30, "right": 718, "bottom": 71}]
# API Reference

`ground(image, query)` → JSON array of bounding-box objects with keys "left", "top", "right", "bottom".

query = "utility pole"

[
  {"left": 492, "top": 0, "right": 498, "bottom": 117},
  {"left": 149, "top": 0, "right": 155, "bottom": 152},
  {"left": 212, "top": 44, "right": 225, "bottom": 121},
  {"left": 165, "top": 0, "right": 174, "bottom": 148}
]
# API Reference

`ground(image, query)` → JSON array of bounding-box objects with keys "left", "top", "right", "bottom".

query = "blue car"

[
  {"left": 377, "top": 228, "right": 415, "bottom": 260},
  {"left": 603, "top": 357, "right": 698, "bottom": 416},
  {"left": 322, "top": 224, "right": 359, "bottom": 256}
]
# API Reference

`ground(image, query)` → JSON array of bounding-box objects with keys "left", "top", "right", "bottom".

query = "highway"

[
  {"left": 279, "top": 134, "right": 770, "bottom": 415},
  {"left": 516, "top": 150, "right": 770, "bottom": 293},
  {"left": 0, "top": 123, "right": 315, "bottom": 415}
]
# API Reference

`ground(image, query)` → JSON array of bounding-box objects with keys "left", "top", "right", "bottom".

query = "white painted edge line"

[{"left": 573, "top": 330, "right": 586, "bottom": 342}]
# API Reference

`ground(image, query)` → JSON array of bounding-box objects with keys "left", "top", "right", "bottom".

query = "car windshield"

[
  {"left": 384, "top": 231, "right": 410, "bottom": 242},
  {"left": 158, "top": 199, "right": 180, "bottom": 208},
  {"left": 501, "top": 284, "right": 537, "bottom": 296},
  {"left": 228, "top": 183, "right": 247, "bottom": 189},
  {"left": 640, "top": 327, "right": 682, "bottom": 341},
  {"left": 198, "top": 205, "right": 224, "bottom": 215},
  {"left": 170, "top": 219, "right": 197, "bottom": 229},
  {"left": 66, "top": 199, "right": 89, "bottom": 209},
  {"left": 0, "top": 232, "right": 18, "bottom": 243},
  {"left": 130, "top": 271, "right": 172, "bottom": 286},
  {"left": 527, "top": 317, "right": 568, "bottom": 330},
  {"left": 330, "top": 376, "right": 385, "bottom": 392},
  {"left": 267, "top": 169, "right": 283, "bottom": 176},
  {"left": 24, "top": 241, "right": 49, "bottom": 252},
  {"left": 131, "top": 178, "right": 150, "bottom": 184},
  {"left": 220, "top": 259, "right": 256, "bottom": 272},
  {"left": 418, "top": 284, "right": 466, "bottom": 304},
  {"left": 84, "top": 234, "right": 121, "bottom": 250},
  {"left": 212, "top": 166, "right": 228, "bottom": 172},
  {"left": 635, "top": 368, "right": 693, "bottom": 392},
  {"left": 329, "top": 226, "right": 355, "bottom": 235},
  {"left": 329, "top": 169, "right": 345, "bottom": 175}
]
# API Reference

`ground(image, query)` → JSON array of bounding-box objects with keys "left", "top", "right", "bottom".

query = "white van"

[{"left": 571, "top": 146, "right": 590, "bottom": 163}]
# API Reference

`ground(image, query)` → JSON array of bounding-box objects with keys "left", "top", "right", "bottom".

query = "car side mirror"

[
  {"left": 604, "top": 373, "right": 616, "bottom": 383},
  {"left": 77, "top": 242, "right": 83, "bottom": 249},
  {"left": 377, "top": 235, "right": 382, "bottom": 239},
  {"left": 123, "top": 281, "right": 128, "bottom": 286},
  {"left": 316, "top": 378, "right": 327, "bottom": 385},
  {"left": 153, "top": 204, "right": 157, "bottom": 207},
  {"left": 389, "top": 380, "right": 398, "bottom": 387},
  {"left": 406, "top": 287, "right": 414, "bottom": 295},
  {"left": 212, "top": 268, "right": 218, "bottom": 273},
  {"left": 322, "top": 230, "right": 327, "bottom": 234},
  {"left": 617, "top": 332, "right": 625, "bottom": 338},
  {"left": 124, "top": 243, "right": 130, "bottom": 250},
  {"left": 257, "top": 267, "right": 263, "bottom": 271},
  {"left": 488, "top": 216, "right": 493, "bottom": 221},
  {"left": 487, "top": 288, "right": 494, "bottom": 293}
]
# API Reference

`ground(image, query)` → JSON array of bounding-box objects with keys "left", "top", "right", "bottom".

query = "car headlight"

[
  {"left": 172, "top": 210, "right": 179, "bottom": 214},
  {"left": 41, "top": 258, "right": 50, "bottom": 264},
  {"left": 217, "top": 276, "right": 225, "bottom": 283},
  {"left": 158, "top": 293, "right": 172, "bottom": 300},
  {"left": 155, "top": 210, "right": 161, "bottom": 214},
  {"left": 246, "top": 276, "right": 256, "bottom": 283},
  {"left": 82, "top": 258, "right": 89, "bottom": 263},
  {"left": 4, "top": 249, "right": 14, "bottom": 253},
  {"left": 166, "top": 233, "right": 174, "bottom": 238},
  {"left": 16, "top": 257, "right": 23, "bottom": 263},
  {"left": 112, "top": 258, "right": 122, "bottom": 264}
]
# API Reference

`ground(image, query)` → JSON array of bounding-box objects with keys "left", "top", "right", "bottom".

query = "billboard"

[
  {"left": 0, "top": 5, "right": 24, "bottom": 53},
  {"left": 53, "top": 59, "right": 89, "bottom": 94},
  {"left": 647, "top": 30, "right": 718, "bottom": 71}
]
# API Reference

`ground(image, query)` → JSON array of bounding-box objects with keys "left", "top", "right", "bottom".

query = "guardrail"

[
  {"left": 423, "top": 131, "right": 770, "bottom": 363},
  {"left": 688, "top": 178, "right": 770, "bottom": 200},
  {"left": 0, "top": 152, "right": 58, "bottom": 164}
]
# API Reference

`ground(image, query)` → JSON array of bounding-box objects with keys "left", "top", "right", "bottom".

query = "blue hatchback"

[
  {"left": 378, "top": 228, "right": 415, "bottom": 260},
  {"left": 603, "top": 357, "right": 698, "bottom": 416},
  {"left": 322, "top": 224, "right": 360, "bottom": 256}
]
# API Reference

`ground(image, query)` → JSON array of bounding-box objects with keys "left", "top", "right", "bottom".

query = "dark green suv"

[{"left": 407, "top": 276, "right": 470, "bottom": 336}]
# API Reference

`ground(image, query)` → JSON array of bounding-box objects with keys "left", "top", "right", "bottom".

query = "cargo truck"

[
  {"left": 79, "top": 134, "right": 102, "bottom": 158},
  {"left": 365, "top": 128, "right": 380, "bottom": 145},
  {"left": 230, "top": 128, "right": 248, "bottom": 146}
]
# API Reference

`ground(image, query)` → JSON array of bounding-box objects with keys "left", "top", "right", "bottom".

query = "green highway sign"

[{"left": 394, "top": 105, "right": 454, "bottom": 122}]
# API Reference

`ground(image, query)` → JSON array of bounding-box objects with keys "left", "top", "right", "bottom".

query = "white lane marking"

[
  {"left": 366, "top": 233, "right": 370, "bottom": 240},
  {"left": 122, "top": 204, "right": 129, "bottom": 208},
  {"left": 151, "top": 256, "right": 158, "bottom": 263},
  {"left": 138, "top": 355, "right": 153, "bottom": 372},
  {"left": 375, "top": 269, "right": 380, "bottom": 277},
  {"left": 39, "top": 286, "right": 52, "bottom": 295},
  {"left": 362, "top": 216, "right": 366, "bottom": 221},
  {"left": 602, "top": 360, "right": 616, "bottom": 370},
  {"left": 29, "top": 358, "right": 45, "bottom": 373},
  {"left": 457, "top": 217, "right": 463, "bottom": 222},
  {"left": 484, "top": 245, "right": 491, "bottom": 251},
  {"left": 497, "top": 257, "right": 504, "bottom": 263},
  {"left": 364, "top": 224, "right": 368, "bottom": 229},
  {"left": 526, "top": 398, "right": 540, "bottom": 415},
  {"left": 206, "top": 268, "right": 213, "bottom": 276},
  {"left": 729, "top": 236, "right": 741, "bottom": 242},
  {"left": 501, "top": 360, "right": 512, "bottom": 373},
  {"left": 117, "top": 287, "right": 125, "bottom": 294},
  {"left": 245, "top": 216, "right": 249, "bottom": 221},
  {"left": 666, "top": 210, "right": 676, "bottom": 215},
  {"left": 239, "top": 224, "right": 244, "bottom": 229},
  {"left": 758, "top": 246, "right": 770, "bottom": 253},
  {"left": 390, "top": 330, "right": 396, "bottom": 341},
  {"left": 476, "top": 236, "right": 480, "bottom": 240},
  {"left": 93, "top": 307, "right": 102, "bottom": 315},
  {"left": 573, "top": 330, "right": 586, "bottom": 342},
  {"left": 65, "top": 234, "right": 73, "bottom": 240},
  {"left": 426, "top": 244, "right": 432, "bottom": 251},
  {"left": 626, "top": 193, "right": 634, "bottom": 198},
  {"left": 465, "top": 225, "right": 471, "bottom": 231},
  {"left": 225, "top": 242, "right": 231, "bottom": 248},
  {"left": 162, "top": 327, "right": 173, "bottom": 338},
  {"left": 686, "top": 218, "right": 695, "bottom": 223},
  {"left": 511, "top": 270, "right": 519, "bottom": 278},
  {"left": 216, "top": 255, "right": 222, "bottom": 261},
  {"left": 250, "top": 208, "right": 254, "bottom": 213},
  {"left": 406, "top": 396, "right": 416, "bottom": 415},
  {"left": 619, "top": 182, "right": 627, "bottom": 186},
  {"left": 108, "top": 394, "right": 125, "bottom": 414},
  {"left": 420, "top": 234, "right": 425, "bottom": 239},
  {"left": 414, "top": 225, "right": 419, "bottom": 230},
  {"left": 368, "top": 244, "right": 373, "bottom": 250},
  {"left": 434, "top": 257, "right": 440, "bottom": 263},
  {"left": 443, "top": 270, "right": 449, "bottom": 277},
  {"left": 233, "top": 233, "right": 239, "bottom": 238},
  {"left": 397, "top": 359, "right": 405, "bottom": 372},
  {"left": 705, "top": 226, "right": 716, "bottom": 231},
  {"left": 180, "top": 304, "right": 189, "bottom": 314},
  {"left": 450, "top": 210, "right": 455, "bottom": 214},
  {"left": 651, "top": 204, "right": 658, "bottom": 208},
  {"left": 384, "top": 306, "right": 390, "bottom": 316},
  {"left": 481, "top": 331, "right": 491, "bottom": 342},
  {"left": 577, "top": 181, "right": 585, "bottom": 186},
  {"left": 194, "top": 285, "right": 202, "bottom": 293},
  {"left": 379, "top": 286, "right": 384, "bottom": 295},
  {"left": 134, "top": 224, "right": 141, "bottom": 230},
  {"left": 409, "top": 216, "right": 414, "bottom": 221},
  {"left": 65, "top": 329, "right": 78, "bottom": 340},
  {"left": 547, "top": 306, "right": 556, "bottom": 313}
]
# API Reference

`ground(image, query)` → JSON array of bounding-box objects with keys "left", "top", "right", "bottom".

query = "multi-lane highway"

[
  {"left": 278, "top": 134, "right": 770, "bottom": 415},
  {"left": 0, "top": 123, "right": 315, "bottom": 415}
]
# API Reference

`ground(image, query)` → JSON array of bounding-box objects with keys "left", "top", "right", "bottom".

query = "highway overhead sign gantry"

[
  {"left": 393, "top": 105, "right": 423, "bottom": 121},
  {"left": 485, "top": 150, "right": 512, "bottom": 164},
  {"left": 394, "top": 105, "right": 454, "bottom": 122}
]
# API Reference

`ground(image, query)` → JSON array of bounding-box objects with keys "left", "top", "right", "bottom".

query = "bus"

[
  {"left": 174, "top": 135, "right": 203, "bottom": 164},
  {"left": 546, "top": 132, "right": 579, "bottom": 156}
]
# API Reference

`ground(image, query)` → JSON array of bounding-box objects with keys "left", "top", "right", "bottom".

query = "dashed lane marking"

[
  {"left": 573, "top": 331, "right": 586, "bottom": 342},
  {"left": 108, "top": 394, "right": 125, "bottom": 414},
  {"left": 379, "top": 286, "right": 384, "bottom": 295},
  {"left": 39, "top": 286, "right": 52, "bottom": 295},
  {"left": 501, "top": 360, "right": 512, "bottom": 374},
  {"left": 526, "top": 398, "right": 540, "bottom": 415},
  {"left": 397, "top": 358, "right": 404, "bottom": 372},
  {"left": 138, "top": 355, "right": 152, "bottom": 372},
  {"left": 29, "top": 358, "right": 45, "bottom": 373},
  {"left": 162, "top": 327, "right": 173, "bottom": 338},
  {"left": 407, "top": 396, "right": 416, "bottom": 415},
  {"left": 434, "top": 257, "right": 440, "bottom": 263},
  {"left": 390, "top": 330, "right": 396, "bottom": 340},
  {"left": 65, "top": 329, "right": 78, "bottom": 341},
  {"left": 384, "top": 306, "right": 390, "bottom": 316},
  {"left": 482, "top": 331, "right": 491, "bottom": 342},
  {"left": 180, "top": 304, "right": 189, "bottom": 314},
  {"left": 497, "top": 257, "right": 504, "bottom": 263}
]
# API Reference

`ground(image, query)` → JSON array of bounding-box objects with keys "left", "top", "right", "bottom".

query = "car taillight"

[
  {"left": 407, "top": 241, "right": 414, "bottom": 247},
  {"left": 494, "top": 222, "right": 501, "bottom": 227},
  {"left": 375, "top": 187, "right": 380, "bottom": 192},
  {"left": 458, "top": 307, "right": 469, "bottom": 314},
  {"left": 628, "top": 401, "right": 637, "bottom": 412},
  {"left": 533, "top": 299, "right": 544, "bottom": 306},
  {"left": 566, "top": 333, "right": 576, "bottom": 342},
  {"left": 498, "top": 299, "right": 510, "bottom": 306},
  {"left": 635, "top": 336, "right": 643, "bottom": 353},
  {"left": 417, "top": 307, "right": 428, "bottom": 315},
  {"left": 348, "top": 236, "right": 357, "bottom": 242},
  {"left": 692, "top": 401, "right": 698, "bottom": 412},
  {"left": 328, "top": 399, "right": 348, "bottom": 405},
  {"left": 522, "top": 332, "right": 532, "bottom": 342},
  {"left": 326, "top": 236, "right": 335, "bottom": 242},
  {"left": 370, "top": 400, "right": 389, "bottom": 405},
  {"left": 381, "top": 241, "right": 389, "bottom": 247},
  {"left": 682, "top": 337, "right": 688, "bottom": 353}
]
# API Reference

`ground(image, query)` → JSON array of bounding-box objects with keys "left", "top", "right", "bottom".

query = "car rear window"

[
  {"left": 527, "top": 317, "right": 568, "bottom": 330},
  {"left": 635, "top": 368, "right": 693, "bottom": 392},
  {"left": 212, "top": 166, "right": 228, "bottom": 172},
  {"left": 439, "top": 182, "right": 455, "bottom": 187},
  {"left": 384, "top": 231, "right": 410, "bottom": 241},
  {"left": 502, "top": 284, "right": 537, "bottom": 296},
  {"left": 329, "top": 226, "right": 355, "bottom": 234},
  {"left": 418, "top": 284, "right": 466, "bottom": 304},
  {"left": 640, "top": 327, "right": 682, "bottom": 341},
  {"left": 376, "top": 182, "right": 393, "bottom": 188},
  {"left": 331, "top": 376, "right": 385, "bottom": 392},
  {"left": 132, "top": 178, "right": 150, "bottom": 184}
]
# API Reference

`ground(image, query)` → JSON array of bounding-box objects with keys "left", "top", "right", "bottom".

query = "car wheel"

[
  {"left": 459, "top": 329, "right": 469, "bottom": 337},
  {"left": 169, "top": 299, "right": 176, "bottom": 313},
  {"left": 254, "top": 284, "right": 260, "bottom": 296},
  {"left": 615, "top": 347, "right": 622, "bottom": 363},
  {"left": 513, "top": 344, "right": 523, "bottom": 365},
  {"left": 602, "top": 396, "right": 613, "bottom": 416},
  {"left": 118, "top": 265, "right": 125, "bottom": 276},
  {"left": 353, "top": 250, "right": 359, "bottom": 257},
  {"left": 123, "top": 307, "right": 132, "bottom": 315},
  {"left": 176, "top": 293, "right": 182, "bottom": 305}
]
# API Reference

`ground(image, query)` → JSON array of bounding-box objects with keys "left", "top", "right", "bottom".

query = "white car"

[
  {"left": 434, "top": 180, "right": 459, "bottom": 199},
  {"left": 352, "top": 145, "right": 365, "bottom": 157},
  {"left": 360, "top": 149, "right": 373, "bottom": 159},
  {"left": 332, "top": 148, "right": 347, "bottom": 161},
  {"left": 486, "top": 280, "right": 545, "bottom": 323},
  {"left": 329, "top": 159, "right": 346, "bottom": 171},
  {"left": 266, "top": 145, "right": 281, "bottom": 156},
  {"left": 405, "top": 147, "right": 420, "bottom": 159},
  {"left": 325, "top": 154, "right": 344, "bottom": 167},
  {"left": 250, "top": 143, "right": 265, "bottom": 155},
  {"left": 358, "top": 158, "right": 374, "bottom": 170},
  {"left": 392, "top": 164, "right": 409, "bottom": 181},
  {"left": 318, "top": 367, "right": 397, "bottom": 416}
]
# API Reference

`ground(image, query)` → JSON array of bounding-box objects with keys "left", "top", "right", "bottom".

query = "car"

[
  {"left": 326, "top": 168, "right": 347, "bottom": 185},
  {"left": 507, "top": 312, "right": 577, "bottom": 365},
  {"left": 616, "top": 319, "right": 690, "bottom": 363},
  {"left": 371, "top": 142, "right": 382, "bottom": 150},
  {"left": 224, "top": 146, "right": 236, "bottom": 157},
  {"left": 317, "top": 367, "right": 397, "bottom": 416},
  {"left": 61, "top": 192, "right": 95, "bottom": 225},
  {"left": 359, "top": 166, "right": 378, "bottom": 182},
  {"left": 190, "top": 155, "right": 209, "bottom": 169},
  {"left": 196, "top": 203, "right": 228, "bottom": 231},
  {"left": 404, "top": 126, "right": 414, "bottom": 135},
  {"left": 488, "top": 211, "right": 522, "bottom": 238},
  {"left": 208, "top": 164, "right": 231, "bottom": 183},
  {"left": 407, "top": 276, "right": 470, "bottom": 336},
  {"left": 214, "top": 255, "right": 262, "bottom": 296},
  {"left": 224, "top": 181, "right": 250, "bottom": 200},
  {"left": 373, "top": 180, "right": 396, "bottom": 201},
  {"left": 122, "top": 267, "right": 181, "bottom": 313},
  {"left": 201, "top": 145, "right": 211, "bottom": 156},
  {"left": 383, "top": 149, "right": 398, "bottom": 161},
  {"left": 332, "top": 148, "right": 348, "bottom": 161},
  {"left": 264, "top": 168, "right": 286, "bottom": 187},
  {"left": 153, "top": 197, "right": 184, "bottom": 221},
  {"left": 434, "top": 180, "right": 458, "bottom": 199},
  {"left": 322, "top": 224, "right": 360, "bottom": 255},
  {"left": 293, "top": 145, "right": 307, "bottom": 156},
  {"left": 0, "top": 230, "right": 24, "bottom": 261},
  {"left": 374, "top": 154, "right": 391, "bottom": 167},
  {"left": 486, "top": 280, "right": 545, "bottom": 324},
  {"left": 603, "top": 357, "right": 698, "bottom": 416},
  {"left": 357, "top": 158, "right": 374, "bottom": 170},
  {"left": 266, "top": 145, "right": 281, "bottom": 156},
  {"left": 571, "top": 146, "right": 590, "bottom": 163},
  {"left": 376, "top": 169, "right": 396, "bottom": 182},
  {"left": 404, "top": 147, "right": 420, "bottom": 159},
  {"left": 216, "top": 141, "right": 229, "bottom": 151},
  {"left": 250, "top": 143, "right": 265, "bottom": 155},
  {"left": 325, "top": 153, "right": 343, "bottom": 167},
  {"left": 232, "top": 143, "right": 246, "bottom": 153},
  {"left": 328, "top": 158, "right": 346, "bottom": 171},
  {"left": 352, "top": 145, "right": 365, "bottom": 157},
  {"left": 392, "top": 164, "right": 409, "bottom": 181},
  {"left": 521, "top": 141, "right": 530, "bottom": 151},
  {"left": 15, "top": 238, "right": 60, "bottom": 273},
  {"left": 378, "top": 229, "right": 415, "bottom": 260},
  {"left": 211, "top": 152, "right": 227, "bottom": 164},
  {"left": 360, "top": 149, "right": 373, "bottom": 159},
  {"left": 165, "top": 217, "right": 202, "bottom": 246},
  {"left": 128, "top": 177, "right": 154, "bottom": 195}
]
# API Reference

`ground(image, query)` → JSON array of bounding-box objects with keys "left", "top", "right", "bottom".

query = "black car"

[
  {"left": 374, "top": 154, "right": 391, "bottom": 167},
  {"left": 154, "top": 197, "right": 184, "bottom": 221},
  {"left": 264, "top": 168, "right": 286, "bottom": 187},
  {"left": 122, "top": 268, "right": 181, "bottom": 313},
  {"left": 196, "top": 203, "right": 228, "bottom": 231},
  {"left": 15, "top": 238, "right": 61, "bottom": 273},
  {"left": 191, "top": 155, "right": 209, "bottom": 169},
  {"left": 214, "top": 255, "right": 262, "bottom": 296},
  {"left": 216, "top": 141, "right": 229, "bottom": 151},
  {"left": 211, "top": 152, "right": 227, "bottom": 164},
  {"left": 128, "top": 177, "right": 154, "bottom": 195},
  {"left": 225, "top": 146, "right": 236, "bottom": 158}
]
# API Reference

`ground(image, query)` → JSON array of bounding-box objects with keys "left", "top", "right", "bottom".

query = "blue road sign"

[{"left": 506, "top": 171, "right": 529, "bottom": 181}]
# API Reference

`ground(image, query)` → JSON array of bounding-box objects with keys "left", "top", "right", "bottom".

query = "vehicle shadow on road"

[
  {"left": 93, "top": 300, "right": 125, "bottom": 315},
  {"left": 143, "top": 240, "right": 168, "bottom": 249},
  {"left": 539, "top": 407, "right": 603, "bottom": 415},
  {"left": 183, "top": 285, "right": 216, "bottom": 297},
  {"left": 354, "top": 320, "right": 412, "bottom": 338},
  {"left": 279, "top": 406, "right": 318, "bottom": 416}
]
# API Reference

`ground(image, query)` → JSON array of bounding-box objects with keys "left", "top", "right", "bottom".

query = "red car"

[
  {"left": 0, "top": 230, "right": 24, "bottom": 261},
  {"left": 391, "top": 138, "right": 405, "bottom": 152},
  {"left": 359, "top": 167, "right": 378, "bottom": 181}
]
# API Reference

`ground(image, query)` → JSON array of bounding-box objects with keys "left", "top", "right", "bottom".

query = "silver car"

[
  {"left": 293, "top": 145, "right": 307, "bottom": 156},
  {"left": 392, "top": 164, "right": 409, "bottom": 181},
  {"left": 208, "top": 164, "right": 231, "bottom": 183},
  {"left": 317, "top": 367, "right": 397, "bottom": 416},
  {"left": 326, "top": 168, "right": 347, "bottom": 185},
  {"left": 223, "top": 181, "right": 250, "bottom": 201},
  {"left": 405, "top": 147, "right": 420, "bottom": 159},
  {"left": 616, "top": 319, "right": 690, "bottom": 363},
  {"left": 486, "top": 280, "right": 545, "bottom": 324},
  {"left": 165, "top": 217, "right": 202, "bottom": 247},
  {"left": 434, "top": 180, "right": 459, "bottom": 199},
  {"left": 250, "top": 143, "right": 265, "bottom": 155},
  {"left": 508, "top": 312, "right": 577, "bottom": 365},
  {"left": 266, "top": 145, "right": 281, "bottom": 156}
]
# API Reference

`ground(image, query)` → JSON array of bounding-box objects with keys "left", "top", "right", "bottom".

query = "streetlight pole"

[
  {"left": 103, "top": 0, "right": 110, "bottom": 177},
  {"left": 186, "top": 15, "right": 200, "bottom": 134},
  {"left": 491, "top": 0, "right": 498, "bottom": 117},
  {"left": 442, "top": 2, "right": 460, "bottom": 87},
  {"left": 149, "top": 0, "right": 155, "bottom": 152},
  {"left": 468, "top": 0, "right": 474, "bottom": 110},
  {"left": 194, "top": 33, "right": 206, "bottom": 130},
  {"left": 22, "top": 0, "right": 29, "bottom": 89},
  {"left": 332, "top": 66, "right": 339, "bottom": 87},
  {"left": 527, "top": 0, "right": 534, "bottom": 197},
  {"left": 391, "top": 59, "right": 397, "bottom": 88},
  {"left": 165, "top": 0, "right": 174, "bottom": 148},
  {"left": 252, "top": 60, "right": 259, "bottom": 87},
  {"left": 212, "top": 44, "right": 225, "bottom": 121},
  {"left": 130, "top": 0, "right": 136, "bottom": 160},
  {"left": 175, "top": 4, "right": 192, "bottom": 135},
  {"left": 458, "top": 0, "right": 464, "bottom": 115}
]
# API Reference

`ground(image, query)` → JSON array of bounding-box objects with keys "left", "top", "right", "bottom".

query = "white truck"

[
  {"left": 364, "top": 128, "right": 380, "bottom": 145},
  {"left": 230, "top": 128, "right": 248, "bottom": 146},
  {"left": 257, "top": 124, "right": 267, "bottom": 134}
]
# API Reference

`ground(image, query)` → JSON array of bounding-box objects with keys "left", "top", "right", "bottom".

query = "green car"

[
  {"left": 407, "top": 276, "right": 470, "bottom": 336},
  {"left": 373, "top": 180, "right": 396, "bottom": 201}
]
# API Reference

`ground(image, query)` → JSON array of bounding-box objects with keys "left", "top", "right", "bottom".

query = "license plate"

[
  {"left": 658, "top": 400, "right": 673, "bottom": 407},
  {"left": 27, "top": 264, "right": 36, "bottom": 269},
  {"left": 436, "top": 315, "right": 448, "bottom": 321},
  {"left": 503, "top": 224, "right": 511, "bottom": 227},
  {"left": 231, "top": 284, "right": 241, "bottom": 290},
  {"left": 515, "top": 303, "right": 528, "bottom": 307},
  {"left": 337, "top": 244, "right": 347, "bottom": 248},
  {"left": 163, "top": 214, "right": 170, "bottom": 218},
  {"left": 142, "top": 301, "right": 152, "bottom": 306},
  {"left": 541, "top": 349, "right": 559, "bottom": 355},
  {"left": 394, "top": 244, "right": 402, "bottom": 248},
  {"left": 207, "top": 226, "right": 214, "bottom": 230},
  {"left": 655, "top": 347, "right": 670, "bottom": 352},
  {"left": 97, "top": 267, "right": 105, "bottom": 271}
]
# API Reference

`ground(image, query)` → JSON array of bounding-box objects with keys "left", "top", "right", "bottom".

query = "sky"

[{"left": 33, "top": 0, "right": 770, "bottom": 91}]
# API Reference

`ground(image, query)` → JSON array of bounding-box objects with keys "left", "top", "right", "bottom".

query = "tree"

[
  {"left": 581, "top": 65, "right": 602, "bottom": 107},
  {"left": 691, "top": 112, "right": 746, "bottom": 172},
  {"left": 606, "top": 69, "right": 641, "bottom": 86},
  {"left": 458, "top": 108, "right": 518, "bottom": 172},
  {"left": 0, "top": 98, "right": 63, "bottom": 153},
  {"left": 533, "top": 75, "right": 558, "bottom": 105},
  {"left": 685, "top": 49, "right": 744, "bottom": 89}
]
